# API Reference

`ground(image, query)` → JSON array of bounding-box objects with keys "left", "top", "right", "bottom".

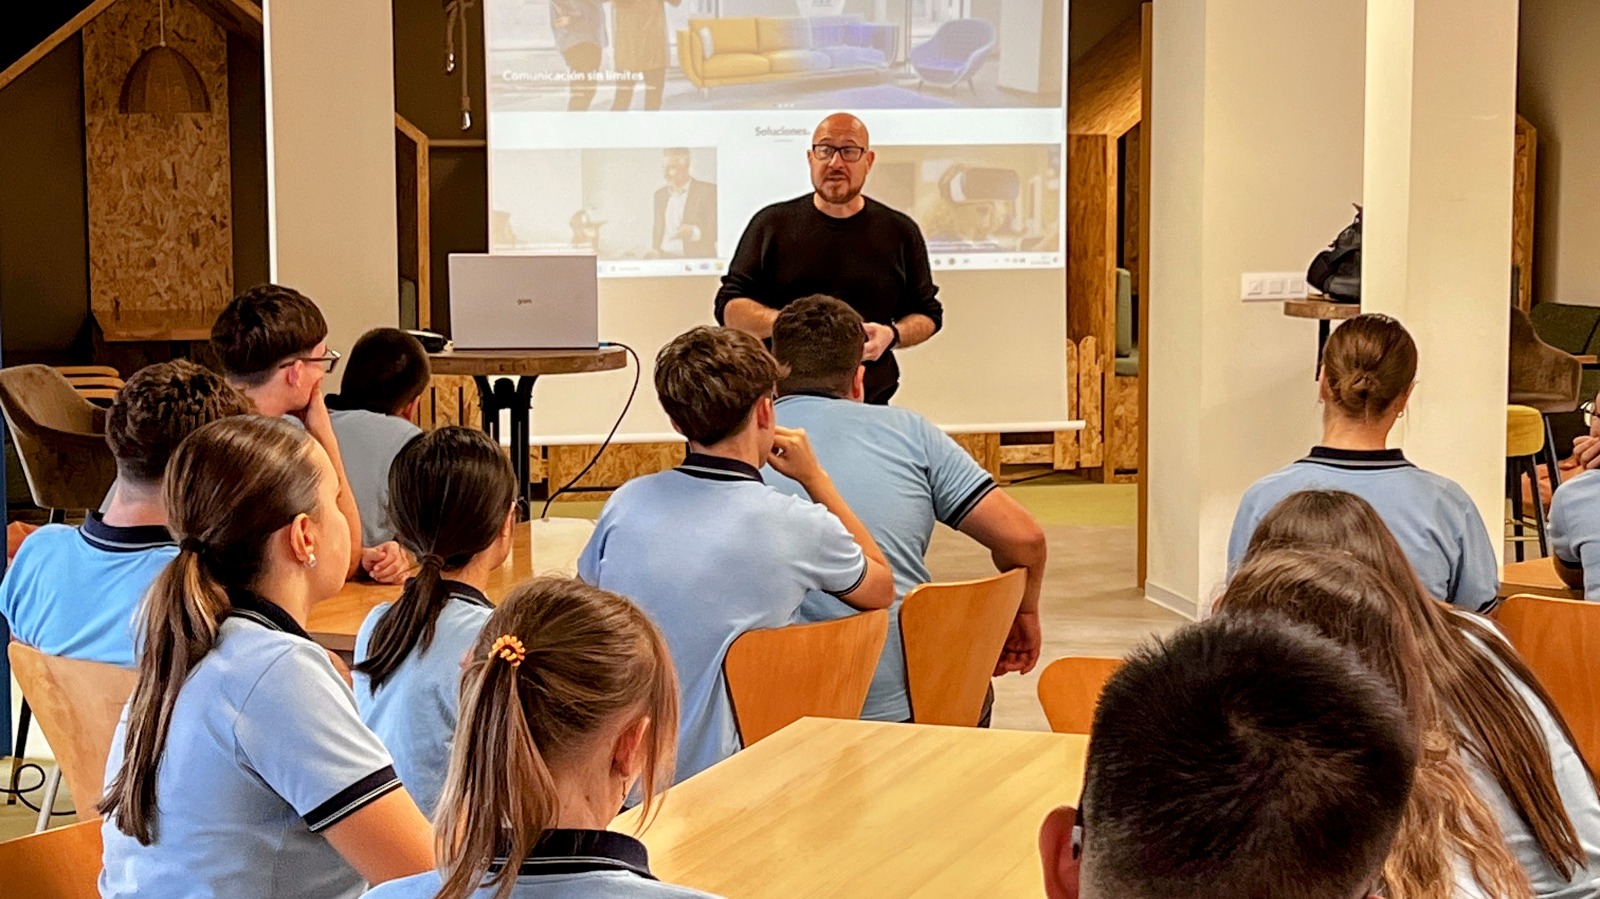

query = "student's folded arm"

[
  {"left": 1554, "top": 553, "right": 1586, "bottom": 591},
  {"left": 837, "top": 556, "right": 894, "bottom": 611},
  {"left": 321, "top": 789, "right": 434, "bottom": 885},
  {"left": 956, "top": 490, "right": 1047, "bottom": 615}
]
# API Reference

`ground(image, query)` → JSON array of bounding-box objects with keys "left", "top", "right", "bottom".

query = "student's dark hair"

[
  {"left": 1249, "top": 489, "right": 1597, "bottom": 879},
  {"left": 211, "top": 283, "right": 328, "bottom": 385},
  {"left": 1082, "top": 613, "right": 1417, "bottom": 899},
  {"left": 354, "top": 427, "right": 516, "bottom": 691},
  {"left": 1321, "top": 313, "right": 1417, "bottom": 421},
  {"left": 434, "top": 578, "right": 679, "bottom": 899},
  {"left": 100, "top": 416, "right": 324, "bottom": 844},
  {"left": 324, "top": 328, "right": 431, "bottom": 416},
  {"left": 771, "top": 295, "right": 865, "bottom": 398},
  {"left": 654, "top": 326, "right": 787, "bottom": 445},
  {"left": 1217, "top": 549, "right": 1530, "bottom": 899},
  {"left": 105, "top": 361, "right": 255, "bottom": 485}
]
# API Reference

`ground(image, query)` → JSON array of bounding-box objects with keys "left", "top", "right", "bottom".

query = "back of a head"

[
  {"left": 654, "top": 325, "right": 787, "bottom": 445},
  {"left": 105, "top": 360, "right": 255, "bottom": 486},
  {"left": 771, "top": 295, "right": 865, "bottom": 397},
  {"left": 1321, "top": 313, "right": 1417, "bottom": 421},
  {"left": 434, "top": 577, "right": 680, "bottom": 899},
  {"left": 211, "top": 284, "right": 328, "bottom": 383},
  {"left": 325, "top": 328, "right": 431, "bottom": 416},
  {"left": 1081, "top": 614, "right": 1416, "bottom": 899}
]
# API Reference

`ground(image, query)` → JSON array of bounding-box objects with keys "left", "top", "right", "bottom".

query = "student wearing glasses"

[{"left": 716, "top": 112, "right": 942, "bottom": 405}]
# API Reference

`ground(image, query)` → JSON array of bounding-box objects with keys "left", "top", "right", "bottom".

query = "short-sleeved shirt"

[
  {"left": 765, "top": 393, "right": 996, "bottom": 721},
  {"left": 0, "top": 513, "right": 177, "bottom": 667},
  {"left": 363, "top": 830, "right": 722, "bottom": 899},
  {"left": 329, "top": 409, "right": 422, "bottom": 548},
  {"left": 100, "top": 592, "right": 403, "bottom": 899},
  {"left": 577, "top": 453, "right": 867, "bottom": 782},
  {"left": 1550, "top": 470, "right": 1600, "bottom": 600},
  {"left": 1227, "top": 448, "right": 1499, "bottom": 611},
  {"left": 354, "top": 581, "right": 493, "bottom": 817}
]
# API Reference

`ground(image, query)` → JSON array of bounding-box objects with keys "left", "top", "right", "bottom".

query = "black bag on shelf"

[{"left": 1307, "top": 206, "right": 1362, "bottom": 302}]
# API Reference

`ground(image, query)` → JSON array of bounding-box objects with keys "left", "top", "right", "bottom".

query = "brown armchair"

[
  {"left": 1509, "top": 306, "right": 1584, "bottom": 493},
  {"left": 0, "top": 365, "right": 117, "bottom": 519}
]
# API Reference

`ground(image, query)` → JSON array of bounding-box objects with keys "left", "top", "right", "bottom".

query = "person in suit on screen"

[{"left": 652, "top": 148, "right": 717, "bottom": 259}]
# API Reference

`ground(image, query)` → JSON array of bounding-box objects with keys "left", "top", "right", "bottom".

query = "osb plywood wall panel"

[
  {"left": 83, "top": 0, "right": 233, "bottom": 339},
  {"left": 1513, "top": 115, "right": 1536, "bottom": 310},
  {"left": 547, "top": 443, "right": 685, "bottom": 501},
  {"left": 1122, "top": 124, "right": 1141, "bottom": 299},
  {"left": 1105, "top": 373, "right": 1140, "bottom": 474}
]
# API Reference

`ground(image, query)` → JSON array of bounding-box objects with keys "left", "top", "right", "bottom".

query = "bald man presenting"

[{"left": 715, "top": 114, "right": 941, "bottom": 404}]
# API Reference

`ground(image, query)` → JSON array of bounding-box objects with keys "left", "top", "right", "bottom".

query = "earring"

[{"left": 304, "top": 553, "right": 318, "bottom": 570}]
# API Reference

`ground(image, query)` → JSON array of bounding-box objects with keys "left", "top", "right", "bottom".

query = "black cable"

[
  {"left": 0, "top": 761, "right": 72, "bottom": 815},
  {"left": 540, "top": 342, "right": 641, "bottom": 519}
]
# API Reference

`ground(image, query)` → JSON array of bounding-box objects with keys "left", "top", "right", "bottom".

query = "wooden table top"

[
  {"left": 1499, "top": 557, "right": 1583, "bottom": 601},
  {"left": 1283, "top": 297, "right": 1361, "bottom": 321},
  {"left": 612, "top": 717, "right": 1086, "bottom": 898},
  {"left": 428, "top": 347, "right": 626, "bottom": 378},
  {"left": 93, "top": 311, "right": 213, "bottom": 343}
]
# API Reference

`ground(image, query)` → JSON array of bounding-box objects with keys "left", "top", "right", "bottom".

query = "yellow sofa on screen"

[{"left": 677, "top": 16, "right": 897, "bottom": 91}]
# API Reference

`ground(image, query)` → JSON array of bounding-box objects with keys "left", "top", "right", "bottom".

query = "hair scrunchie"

[{"left": 489, "top": 634, "right": 526, "bottom": 668}]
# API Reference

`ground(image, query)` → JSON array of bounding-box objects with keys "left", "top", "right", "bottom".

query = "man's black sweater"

[{"left": 714, "top": 194, "right": 942, "bottom": 403}]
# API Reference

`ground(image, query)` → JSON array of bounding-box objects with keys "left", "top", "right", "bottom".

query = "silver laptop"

[{"left": 448, "top": 253, "right": 600, "bottom": 350}]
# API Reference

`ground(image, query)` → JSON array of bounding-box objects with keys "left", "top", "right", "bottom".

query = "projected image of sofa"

[{"left": 678, "top": 16, "right": 897, "bottom": 92}]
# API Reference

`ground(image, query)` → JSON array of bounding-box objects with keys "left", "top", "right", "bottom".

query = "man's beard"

[{"left": 816, "top": 176, "right": 861, "bottom": 205}]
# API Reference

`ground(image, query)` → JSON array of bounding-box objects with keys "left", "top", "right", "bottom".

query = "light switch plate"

[{"left": 1241, "top": 272, "right": 1309, "bottom": 302}]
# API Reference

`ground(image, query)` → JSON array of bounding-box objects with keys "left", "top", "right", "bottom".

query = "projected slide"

[{"left": 485, "top": 0, "right": 1066, "bottom": 277}]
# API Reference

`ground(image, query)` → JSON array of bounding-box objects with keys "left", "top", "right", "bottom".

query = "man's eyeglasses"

[
  {"left": 278, "top": 348, "right": 341, "bottom": 374},
  {"left": 811, "top": 144, "right": 867, "bottom": 163}
]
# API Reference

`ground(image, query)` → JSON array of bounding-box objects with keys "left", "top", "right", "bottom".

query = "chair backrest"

[
  {"left": 0, "top": 819, "right": 103, "bottom": 899},
  {"left": 724, "top": 609, "right": 888, "bottom": 745},
  {"left": 1509, "top": 305, "right": 1582, "bottom": 413},
  {"left": 1037, "top": 657, "right": 1122, "bottom": 734},
  {"left": 8, "top": 643, "right": 138, "bottom": 819},
  {"left": 900, "top": 568, "right": 1026, "bottom": 726},
  {"left": 0, "top": 365, "right": 117, "bottom": 511},
  {"left": 935, "top": 18, "right": 995, "bottom": 54},
  {"left": 1494, "top": 594, "right": 1600, "bottom": 773}
]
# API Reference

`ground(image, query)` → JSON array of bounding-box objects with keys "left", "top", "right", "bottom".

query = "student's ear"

[
  {"left": 851, "top": 366, "right": 866, "bottom": 402},
  {"left": 611, "top": 715, "right": 652, "bottom": 782},
  {"left": 1316, "top": 370, "right": 1331, "bottom": 404},
  {"left": 754, "top": 395, "right": 775, "bottom": 432},
  {"left": 1039, "top": 806, "right": 1082, "bottom": 899},
  {"left": 400, "top": 395, "right": 423, "bottom": 422},
  {"left": 500, "top": 505, "right": 516, "bottom": 543},
  {"left": 286, "top": 511, "right": 318, "bottom": 569}
]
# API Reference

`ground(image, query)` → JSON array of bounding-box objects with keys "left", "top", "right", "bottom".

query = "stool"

[{"left": 1507, "top": 404, "right": 1549, "bottom": 562}]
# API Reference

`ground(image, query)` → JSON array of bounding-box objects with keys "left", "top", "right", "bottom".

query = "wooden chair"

[
  {"left": 900, "top": 568, "right": 1026, "bottom": 726},
  {"left": 1494, "top": 594, "right": 1600, "bottom": 773},
  {"left": 0, "top": 819, "right": 103, "bottom": 899},
  {"left": 1036, "top": 657, "right": 1122, "bottom": 734},
  {"left": 50, "top": 366, "right": 120, "bottom": 379},
  {"left": 8, "top": 644, "right": 138, "bottom": 830},
  {"left": 724, "top": 610, "right": 888, "bottom": 745},
  {"left": 0, "top": 365, "right": 118, "bottom": 520}
]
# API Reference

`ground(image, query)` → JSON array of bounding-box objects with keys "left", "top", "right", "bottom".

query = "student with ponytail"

[
  {"left": 353, "top": 426, "right": 518, "bottom": 815},
  {"left": 365, "top": 577, "right": 719, "bottom": 899},
  {"left": 99, "top": 416, "right": 433, "bottom": 899}
]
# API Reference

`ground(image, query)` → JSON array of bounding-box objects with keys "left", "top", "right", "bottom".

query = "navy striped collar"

[
  {"left": 1297, "top": 446, "right": 1414, "bottom": 471},
  {"left": 441, "top": 580, "right": 491, "bottom": 608},
  {"left": 502, "top": 829, "right": 657, "bottom": 880},
  {"left": 225, "top": 589, "right": 312, "bottom": 641},
  {"left": 776, "top": 389, "right": 848, "bottom": 402},
  {"left": 79, "top": 513, "right": 176, "bottom": 553},
  {"left": 678, "top": 452, "right": 763, "bottom": 484}
]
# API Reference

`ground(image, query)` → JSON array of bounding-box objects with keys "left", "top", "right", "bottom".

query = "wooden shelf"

[{"left": 1283, "top": 297, "right": 1360, "bottom": 321}]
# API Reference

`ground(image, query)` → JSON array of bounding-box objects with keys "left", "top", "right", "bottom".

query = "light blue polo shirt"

[
  {"left": 354, "top": 581, "right": 493, "bottom": 816},
  {"left": 362, "top": 830, "right": 722, "bottom": 899},
  {"left": 1550, "top": 470, "right": 1600, "bottom": 600},
  {"left": 101, "top": 592, "right": 403, "bottom": 899},
  {"left": 0, "top": 514, "right": 177, "bottom": 667},
  {"left": 1228, "top": 447, "right": 1499, "bottom": 612},
  {"left": 330, "top": 409, "right": 422, "bottom": 548},
  {"left": 577, "top": 453, "right": 868, "bottom": 784},
  {"left": 765, "top": 392, "right": 996, "bottom": 721}
]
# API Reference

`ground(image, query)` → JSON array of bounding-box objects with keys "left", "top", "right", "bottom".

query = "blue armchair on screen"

[{"left": 909, "top": 19, "right": 996, "bottom": 92}]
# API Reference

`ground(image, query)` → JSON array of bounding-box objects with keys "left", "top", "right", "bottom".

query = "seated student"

[
  {"left": 0, "top": 361, "right": 251, "bottom": 667},
  {"left": 764, "top": 296, "right": 1046, "bottom": 722},
  {"left": 363, "top": 577, "right": 721, "bottom": 899},
  {"left": 578, "top": 326, "right": 894, "bottom": 783},
  {"left": 99, "top": 416, "right": 433, "bottom": 899},
  {"left": 1216, "top": 548, "right": 1532, "bottom": 899},
  {"left": 325, "top": 328, "right": 430, "bottom": 549},
  {"left": 1040, "top": 613, "right": 1417, "bottom": 899},
  {"left": 353, "top": 427, "right": 517, "bottom": 816},
  {"left": 1250, "top": 489, "right": 1600, "bottom": 897},
  {"left": 211, "top": 283, "right": 371, "bottom": 581},
  {"left": 1226, "top": 313, "right": 1498, "bottom": 611}
]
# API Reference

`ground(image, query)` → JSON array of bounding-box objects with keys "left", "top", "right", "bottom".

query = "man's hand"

[
  {"left": 993, "top": 611, "right": 1041, "bottom": 676},
  {"left": 863, "top": 322, "right": 895, "bottom": 362},
  {"left": 1578, "top": 434, "right": 1600, "bottom": 471},
  {"left": 673, "top": 225, "right": 697, "bottom": 241},
  {"left": 362, "top": 541, "right": 413, "bottom": 585},
  {"left": 294, "top": 390, "right": 336, "bottom": 442},
  {"left": 768, "top": 426, "right": 826, "bottom": 487}
]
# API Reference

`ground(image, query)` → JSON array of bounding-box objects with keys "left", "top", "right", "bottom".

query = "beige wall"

[
  {"left": 1518, "top": 0, "right": 1600, "bottom": 305},
  {"left": 263, "top": 0, "right": 398, "bottom": 389}
]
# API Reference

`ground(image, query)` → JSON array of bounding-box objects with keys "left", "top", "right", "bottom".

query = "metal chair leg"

[
  {"left": 1544, "top": 416, "right": 1563, "bottom": 491},
  {"left": 34, "top": 766, "right": 60, "bottom": 833},
  {"left": 7, "top": 699, "right": 31, "bottom": 805},
  {"left": 1530, "top": 456, "right": 1551, "bottom": 557},
  {"left": 1511, "top": 460, "right": 1527, "bottom": 562}
]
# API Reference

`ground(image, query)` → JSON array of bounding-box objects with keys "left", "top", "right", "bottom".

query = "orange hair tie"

[{"left": 489, "top": 634, "right": 526, "bottom": 668}]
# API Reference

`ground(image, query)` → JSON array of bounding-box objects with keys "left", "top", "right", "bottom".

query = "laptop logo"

[{"left": 515, "top": 298, "right": 533, "bottom": 306}]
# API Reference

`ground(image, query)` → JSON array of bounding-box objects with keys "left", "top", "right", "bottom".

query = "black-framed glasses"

[
  {"left": 278, "top": 348, "right": 341, "bottom": 374},
  {"left": 811, "top": 144, "right": 867, "bottom": 163}
]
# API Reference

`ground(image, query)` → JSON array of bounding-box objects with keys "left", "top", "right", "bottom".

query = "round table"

[
  {"left": 429, "top": 347, "right": 628, "bottom": 512},
  {"left": 1283, "top": 297, "right": 1360, "bottom": 378}
]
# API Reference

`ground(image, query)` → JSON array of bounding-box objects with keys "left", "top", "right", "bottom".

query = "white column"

[
  {"left": 1362, "top": 0, "right": 1519, "bottom": 553},
  {"left": 263, "top": 0, "right": 398, "bottom": 388}
]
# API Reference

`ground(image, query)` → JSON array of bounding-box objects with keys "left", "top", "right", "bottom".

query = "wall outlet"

[{"left": 1241, "top": 272, "right": 1309, "bottom": 302}]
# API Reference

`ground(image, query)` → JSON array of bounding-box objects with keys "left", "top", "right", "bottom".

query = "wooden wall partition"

[
  {"left": 1067, "top": 134, "right": 1118, "bottom": 383},
  {"left": 1136, "top": 2, "right": 1153, "bottom": 584},
  {"left": 1513, "top": 115, "right": 1537, "bottom": 310},
  {"left": 83, "top": 0, "right": 234, "bottom": 340}
]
